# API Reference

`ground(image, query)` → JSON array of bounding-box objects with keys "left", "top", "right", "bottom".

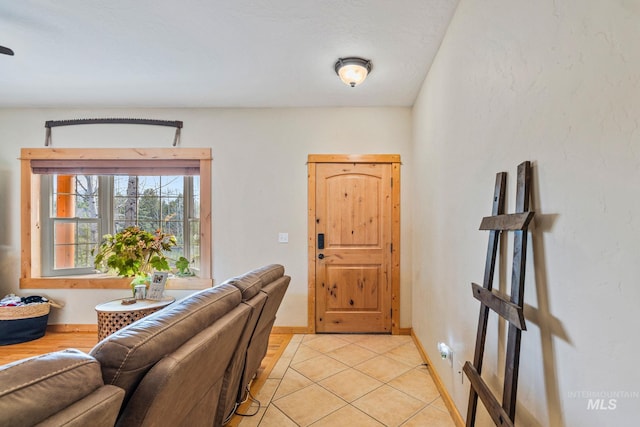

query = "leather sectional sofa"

[{"left": 0, "top": 264, "right": 290, "bottom": 427}]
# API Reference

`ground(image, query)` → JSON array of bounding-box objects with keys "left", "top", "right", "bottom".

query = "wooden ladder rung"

[
  {"left": 463, "top": 362, "right": 515, "bottom": 427},
  {"left": 479, "top": 212, "right": 534, "bottom": 231},
  {"left": 471, "top": 283, "right": 526, "bottom": 330}
]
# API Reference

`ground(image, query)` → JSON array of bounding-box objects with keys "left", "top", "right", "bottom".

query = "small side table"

[{"left": 95, "top": 297, "right": 175, "bottom": 341}]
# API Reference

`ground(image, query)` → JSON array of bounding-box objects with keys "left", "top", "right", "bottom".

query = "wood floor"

[
  {"left": 0, "top": 331, "right": 98, "bottom": 365},
  {"left": 0, "top": 330, "right": 292, "bottom": 426}
]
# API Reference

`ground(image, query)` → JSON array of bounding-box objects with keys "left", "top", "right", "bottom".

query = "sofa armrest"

[
  {"left": 35, "top": 385, "right": 124, "bottom": 427},
  {"left": 0, "top": 349, "right": 123, "bottom": 427}
]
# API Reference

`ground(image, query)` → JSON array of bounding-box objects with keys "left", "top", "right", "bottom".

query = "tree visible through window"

[{"left": 48, "top": 175, "right": 99, "bottom": 273}]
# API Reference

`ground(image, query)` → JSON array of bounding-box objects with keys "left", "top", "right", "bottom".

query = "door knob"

[{"left": 318, "top": 253, "right": 325, "bottom": 259}]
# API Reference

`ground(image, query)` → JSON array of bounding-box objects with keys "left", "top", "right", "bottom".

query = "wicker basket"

[
  {"left": 0, "top": 303, "right": 51, "bottom": 321},
  {"left": 0, "top": 299, "right": 62, "bottom": 320}
]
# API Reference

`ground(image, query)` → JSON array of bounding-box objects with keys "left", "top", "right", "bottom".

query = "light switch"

[{"left": 278, "top": 233, "right": 289, "bottom": 243}]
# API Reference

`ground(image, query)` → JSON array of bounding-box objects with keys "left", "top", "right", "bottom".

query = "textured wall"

[{"left": 412, "top": 0, "right": 640, "bottom": 425}]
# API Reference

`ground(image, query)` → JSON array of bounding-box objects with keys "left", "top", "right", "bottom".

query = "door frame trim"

[{"left": 307, "top": 154, "right": 401, "bottom": 334}]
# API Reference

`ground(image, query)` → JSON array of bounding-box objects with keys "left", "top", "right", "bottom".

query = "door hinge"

[
  {"left": 391, "top": 177, "right": 393, "bottom": 187},
  {"left": 390, "top": 243, "right": 393, "bottom": 253},
  {"left": 390, "top": 308, "right": 393, "bottom": 319}
]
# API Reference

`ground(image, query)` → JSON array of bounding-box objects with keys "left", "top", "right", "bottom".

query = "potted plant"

[
  {"left": 92, "top": 226, "right": 177, "bottom": 294},
  {"left": 174, "top": 256, "right": 196, "bottom": 277}
]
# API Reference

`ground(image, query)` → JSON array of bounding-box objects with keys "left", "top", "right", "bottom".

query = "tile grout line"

[
  {"left": 288, "top": 334, "right": 421, "bottom": 426},
  {"left": 246, "top": 334, "right": 456, "bottom": 426}
]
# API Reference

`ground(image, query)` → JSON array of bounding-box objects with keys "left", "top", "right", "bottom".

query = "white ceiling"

[{"left": 0, "top": 1, "right": 459, "bottom": 108}]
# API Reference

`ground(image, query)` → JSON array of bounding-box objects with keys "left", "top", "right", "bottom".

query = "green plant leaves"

[{"left": 93, "top": 226, "right": 177, "bottom": 277}]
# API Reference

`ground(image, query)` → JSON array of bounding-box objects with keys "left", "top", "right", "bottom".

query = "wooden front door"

[{"left": 308, "top": 155, "right": 400, "bottom": 334}]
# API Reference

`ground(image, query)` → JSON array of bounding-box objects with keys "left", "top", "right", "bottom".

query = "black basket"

[
  {"left": 0, "top": 302, "right": 52, "bottom": 346},
  {"left": 0, "top": 314, "right": 49, "bottom": 345}
]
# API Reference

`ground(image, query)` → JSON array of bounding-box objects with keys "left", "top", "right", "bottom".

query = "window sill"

[{"left": 20, "top": 276, "right": 212, "bottom": 290}]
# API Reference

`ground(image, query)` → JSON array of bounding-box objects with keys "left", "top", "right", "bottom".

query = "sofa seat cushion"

[
  {"left": 0, "top": 349, "right": 123, "bottom": 427},
  {"left": 90, "top": 283, "right": 241, "bottom": 403}
]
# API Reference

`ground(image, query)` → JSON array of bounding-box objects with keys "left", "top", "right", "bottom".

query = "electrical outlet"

[
  {"left": 437, "top": 342, "right": 453, "bottom": 367},
  {"left": 457, "top": 361, "right": 464, "bottom": 384},
  {"left": 278, "top": 233, "right": 288, "bottom": 243}
]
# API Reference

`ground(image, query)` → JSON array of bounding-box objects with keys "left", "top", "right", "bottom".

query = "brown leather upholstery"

[
  {"left": 90, "top": 283, "right": 242, "bottom": 406},
  {"left": 35, "top": 386, "right": 126, "bottom": 427},
  {"left": 241, "top": 274, "right": 290, "bottom": 402},
  {"left": 0, "top": 349, "right": 124, "bottom": 427},
  {"left": 0, "top": 265, "right": 290, "bottom": 427},
  {"left": 223, "top": 271, "right": 263, "bottom": 301},
  {"left": 217, "top": 287, "right": 267, "bottom": 425},
  {"left": 217, "top": 264, "right": 290, "bottom": 424},
  {"left": 116, "top": 303, "right": 251, "bottom": 427}
]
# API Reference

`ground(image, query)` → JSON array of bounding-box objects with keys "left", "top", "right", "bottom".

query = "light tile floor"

[{"left": 238, "top": 334, "right": 457, "bottom": 427}]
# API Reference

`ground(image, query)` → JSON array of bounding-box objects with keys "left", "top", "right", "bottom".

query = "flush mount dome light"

[{"left": 334, "top": 57, "right": 372, "bottom": 87}]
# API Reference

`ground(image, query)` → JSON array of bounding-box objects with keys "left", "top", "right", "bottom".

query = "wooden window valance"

[{"left": 30, "top": 159, "right": 200, "bottom": 176}]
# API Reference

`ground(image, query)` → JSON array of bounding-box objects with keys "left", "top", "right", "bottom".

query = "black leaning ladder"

[{"left": 464, "top": 161, "right": 534, "bottom": 427}]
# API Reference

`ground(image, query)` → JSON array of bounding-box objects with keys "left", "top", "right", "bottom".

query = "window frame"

[{"left": 20, "top": 148, "right": 212, "bottom": 290}]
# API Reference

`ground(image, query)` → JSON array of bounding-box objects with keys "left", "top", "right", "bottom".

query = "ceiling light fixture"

[
  {"left": 334, "top": 57, "right": 372, "bottom": 87},
  {"left": 0, "top": 45, "right": 15, "bottom": 56}
]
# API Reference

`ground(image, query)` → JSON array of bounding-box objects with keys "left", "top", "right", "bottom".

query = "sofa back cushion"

[
  {"left": 0, "top": 349, "right": 123, "bottom": 427},
  {"left": 218, "top": 264, "right": 285, "bottom": 303},
  {"left": 217, "top": 292, "right": 268, "bottom": 425},
  {"left": 116, "top": 303, "right": 251, "bottom": 427},
  {"left": 90, "top": 283, "right": 241, "bottom": 404},
  {"left": 221, "top": 272, "right": 262, "bottom": 301},
  {"left": 215, "top": 264, "right": 287, "bottom": 424},
  {"left": 240, "top": 274, "right": 290, "bottom": 401},
  {"left": 252, "top": 264, "right": 285, "bottom": 288}
]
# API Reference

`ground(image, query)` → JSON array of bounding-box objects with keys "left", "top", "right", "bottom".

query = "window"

[
  {"left": 42, "top": 174, "right": 102, "bottom": 276},
  {"left": 40, "top": 174, "right": 200, "bottom": 277},
  {"left": 20, "top": 148, "right": 212, "bottom": 290}
]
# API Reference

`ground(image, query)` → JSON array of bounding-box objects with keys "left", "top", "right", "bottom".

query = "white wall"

[
  {"left": 412, "top": 0, "right": 640, "bottom": 425},
  {"left": 0, "top": 107, "right": 413, "bottom": 328}
]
